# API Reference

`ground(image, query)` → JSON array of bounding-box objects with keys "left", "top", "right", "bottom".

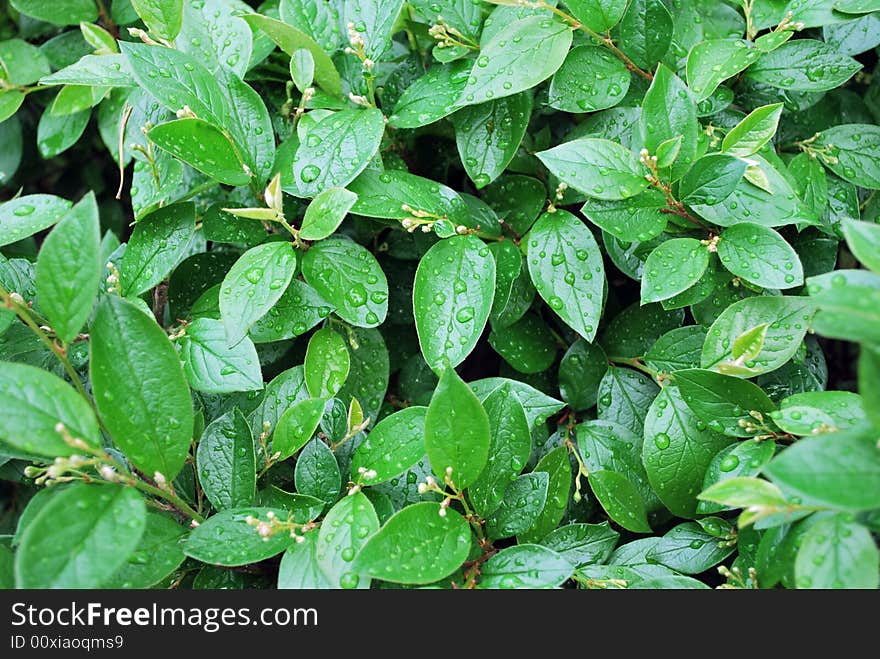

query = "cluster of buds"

[
  {"left": 127, "top": 27, "right": 163, "bottom": 46},
  {"left": 717, "top": 565, "right": 758, "bottom": 589},
  {"left": 24, "top": 454, "right": 89, "bottom": 486},
  {"left": 796, "top": 133, "right": 839, "bottom": 165},
  {"left": 347, "top": 465, "right": 379, "bottom": 495},
  {"left": 400, "top": 204, "right": 439, "bottom": 233},
  {"left": 105, "top": 261, "right": 121, "bottom": 295},
  {"left": 416, "top": 468, "right": 460, "bottom": 517},
  {"left": 579, "top": 577, "right": 628, "bottom": 590},
  {"left": 175, "top": 105, "right": 197, "bottom": 120},
  {"left": 775, "top": 11, "right": 805, "bottom": 33},
  {"left": 428, "top": 17, "right": 478, "bottom": 51},
  {"left": 348, "top": 92, "right": 370, "bottom": 107},
  {"left": 639, "top": 147, "right": 658, "bottom": 169},
  {"left": 244, "top": 510, "right": 312, "bottom": 544},
  {"left": 258, "top": 421, "right": 282, "bottom": 468},
  {"left": 344, "top": 22, "right": 374, "bottom": 70},
  {"left": 736, "top": 410, "right": 775, "bottom": 440},
  {"left": 700, "top": 235, "right": 720, "bottom": 253},
  {"left": 554, "top": 181, "right": 568, "bottom": 201},
  {"left": 705, "top": 124, "right": 722, "bottom": 148}
]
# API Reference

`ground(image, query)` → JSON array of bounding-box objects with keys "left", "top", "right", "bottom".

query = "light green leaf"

[
  {"left": 273, "top": 398, "right": 325, "bottom": 462},
  {"left": 686, "top": 39, "right": 761, "bottom": 101},
  {"left": 842, "top": 219, "right": 880, "bottom": 273},
  {"left": 640, "top": 238, "right": 709, "bottom": 304},
  {"left": 479, "top": 544, "right": 573, "bottom": 588},
  {"left": 350, "top": 406, "right": 427, "bottom": 486},
  {"left": 536, "top": 138, "right": 648, "bottom": 200},
  {"left": 278, "top": 533, "right": 332, "bottom": 589},
  {"left": 103, "top": 512, "right": 187, "bottom": 589},
  {"left": 717, "top": 223, "right": 804, "bottom": 289},
  {"left": 589, "top": 470, "right": 652, "bottom": 533},
  {"left": 183, "top": 507, "right": 294, "bottom": 565},
  {"left": 91, "top": 295, "right": 194, "bottom": 478},
  {"left": 131, "top": 0, "right": 184, "bottom": 40},
  {"left": 745, "top": 39, "right": 861, "bottom": 91},
  {"left": 294, "top": 438, "right": 341, "bottom": 503},
  {"left": 180, "top": 318, "right": 263, "bottom": 394},
  {"left": 10, "top": 0, "right": 97, "bottom": 25},
  {"left": 795, "top": 514, "right": 879, "bottom": 589},
  {"left": 641, "top": 65, "right": 699, "bottom": 179},
  {"left": 548, "top": 45, "right": 630, "bottom": 113},
  {"left": 149, "top": 118, "right": 250, "bottom": 186},
  {"left": 250, "top": 280, "right": 333, "bottom": 343},
  {"left": 305, "top": 328, "right": 350, "bottom": 398},
  {"left": 300, "top": 188, "right": 358, "bottom": 241},
  {"left": 674, "top": 368, "right": 776, "bottom": 436},
  {"left": 316, "top": 492, "right": 379, "bottom": 589},
  {"left": 617, "top": 0, "right": 673, "bottom": 70},
  {"left": 721, "top": 103, "right": 784, "bottom": 157},
  {"left": 581, "top": 190, "right": 667, "bottom": 243},
  {"left": 679, "top": 154, "right": 746, "bottom": 205},
  {"left": 563, "top": 0, "right": 627, "bottom": 32},
  {"left": 646, "top": 521, "right": 735, "bottom": 574},
  {"left": 40, "top": 54, "right": 135, "bottom": 87},
  {"left": 389, "top": 60, "right": 471, "bottom": 129},
  {"left": 196, "top": 409, "right": 256, "bottom": 511}
]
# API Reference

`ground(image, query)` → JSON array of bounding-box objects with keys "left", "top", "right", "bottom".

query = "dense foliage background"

[{"left": 0, "top": 0, "right": 879, "bottom": 590}]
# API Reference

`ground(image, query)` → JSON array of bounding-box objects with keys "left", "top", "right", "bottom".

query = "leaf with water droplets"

[
  {"left": 478, "top": 544, "right": 572, "bottom": 588},
  {"left": 486, "top": 472, "right": 548, "bottom": 539},
  {"left": 564, "top": 0, "right": 627, "bottom": 33},
  {"left": 0, "top": 38, "right": 51, "bottom": 86},
  {"left": 300, "top": 187, "right": 358, "bottom": 241},
  {"left": 302, "top": 237, "right": 388, "bottom": 329},
  {"left": 425, "top": 367, "right": 490, "bottom": 488},
  {"left": 0, "top": 362, "right": 101, "bottom": 458},
  {"left": 220, "top": 241, "right": 297, "bottom": 346},
  {"left": 526, "top": 210, "right": 604, "bottom": 340},
  {"left": 457, "top": 16, "right": 572, "bottom": 107},
  {"left": 540, "top": 522, "right": 619, "bottom": 567},
  {"left": 389, "top": 59, "right": 471, "bottom": 128},
  {"left": 679, "top": 154, "right": 746, "bottom": 206},
  {"left": 641, "top": 65, "right": 699, "bottom": 181},
  {"left": 717, "top": 223, "right": 804, "bottom": 289},
  {"left": 35, "top": 192, "right": 100, "bottom": 344},
  {"left": 36, "top": 106, "right": 89, "bottom": 158},
  {"left": 413, "top": 234, "right": 495, "bottom": 371},
  {"left": 278, "top": 532, "right": 333, "bottom": 589},
  {"left": 697, "top": 441, "right": 776, "bottom": 515},
  {"left": 617, "top": 0, "right": 672, "bottom": 70},
  {"left": 91, "top": 295, "right": 194, "bottom": 479},
  {"left": 794, "top": 513, "right": 879, "bottom": 589},
  {"left": 745, "top": 39, "right": 861, "bottom": 91},
  {"left": 519, "top": 446, "right": 571, "bottom": 543},
  {"left": 294, "top": 438, "right": 341, "bottom": 504},
  {"left": 559, "top": 339, "right": 608, "bottom": 411},
  {"left": 183, "top": 506, "right": 294, "bottom": 566},
  {"left": 596, "top": 366, "right": 659, "bottom": 436},
  {"left": 642, "top": 385, "right": 734, "bottom": 518},
  {"left": 640, "top": 238, "right": 709, "bottom": 305},
  {"left": 589, "top": 470, "right": 652, "bottom": 534},
  {"left": 40, "top": 54, "right": 135, "bottom": 87},
  {"left": 272, "top": 398, "right": 325, "bottom": 462},
  {"left": 354, "top": 502, "right": 471, "bottom": 585},
  {"left": 250, "top": 280, "right": 334, "bottom": 343},
  {"left": 814, "top": 124, "right": 880, "bottom": 190},
  {"left": 196, "top": 409, "right": 256, "bottom": 511},
  {"left": 120, "top": 202, "right": 196, "bottom": 297},
  {"left": 842, "top": 219, "right": 880, "bottom": 273},
  {"left": 537, "top": 138, "right": 648, "bottom": 201},
  {"left": 701, "top": 296, "right": 815, "bottom": 377},
  {"left": 316, "top": 492, "right": 379, "bottom": 589},
  {"left": 350, "top": 406, "right": 427, "bottom": 486},
  {"left": 178, "top": 0, "right": 252, "bottom": 78},
  {"left": 645, "top": 325, "right": 707, "bottom": 374},
  {"left": 149, "top": 118, "right": 250, "bottom": 186},
  {"left": 130, "top": 0, "right": 184, "bottom": 41},
  {"left": 336, "top": 326, "right": 390, "bottom": 424},
  {"left": 103, "top": 512, "right": 188, "bottom": 589},
  {"left": 674, "top": 368, "right": 776, "bottom": 437},
  {"left": 646, "top": 521, "right": 735, "bottom": 574},
  {"left": 686, "top": 39, "right": 761, "bottom": 102},
  {"left": 581, "top": 190, "right": 668, "bottom": 243},
  {"left": 305, "top": 328, "right": 350, "bottom": 398},
  {"left": 721, "top": 103, "right": 783, "bottom": 157},
  {"left": 452, "top": 91, "right": 532, "bottom": 189},
  {"left": 10, "top": 0, "right": 97, "bottom": 24},
  {"left": 14, "top": 484, "right": 146, "bottom": 588},
  {"left": 180, "top": 318, "right": 263, "bottom": 394},
  {"left": 488, "top": 311, "right": 557, "bottom": 374}
]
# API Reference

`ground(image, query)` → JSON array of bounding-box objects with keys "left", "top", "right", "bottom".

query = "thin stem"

[
  {"left": 608, "top": 355, "right": 661, "bottom": 380},
  {"left": 0, "top": 285, "right": 91, "bottom": 404},
  {"left": 129, "top": 478, "right": 204, "bottom": 522}
]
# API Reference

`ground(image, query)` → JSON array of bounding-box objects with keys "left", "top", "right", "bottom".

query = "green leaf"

[
  {"left": 701, "top": 296, "right": 815, "bottom": 377},
  {"left": 294, "top": 438, "right": 341, "bottom": 503},
  {"left": 315, "top": 492, "right": 379, "bottom": 589},
  {"left": 452, "top": 92, "right": 532, "bottom": 188},
  {"left": 457, "top": 16, "right": 571, "bottom": 107},
  {"left": 294, "top": 108, "right": 385, "bottom": 198},
  {"left": 763, "top": 430, "right": 880, "bottom": 510},
  {"left": 272, "top": 398, "right": 325, "bottom": 461},
  {"left": 697, "top": 443, "right": 778, "bottom": 514},
  {"left": 219, "top": 241, "right": 297, "bottom": 346},
  {"left": 559, "top": 340, "right": 608, "bottom": 411},
  {"left": 810, "top": 283, "right": 880, "bottom": 344},
  {"left": 302, "top": 237, "right": 388, "bottom": 329},
  {"left": 486, "top": 472, "right": 549, "bottom": 539},
  {"left": 581, "top": 190, "right": 668, "bottom": 243},
  {"left": 300, "top": 187, "right": 358, "bottom": 241},
  {"left": 305, "top": 328, "right": 350, "bottom": 398},
  {"left": 350, "top": 406, "right": 427, "bottom": 486},
  {"left": 469, "top": 383, "right": 531, "bottom": 517},
  {"left": 548, "top": 45, "right": 630, "bottom": 113},
  {"left": 679, "top": 154, "right": 746, "bottom": 205},
  {"left": 564, "top": 0, "right": 627, "bottom": 32},
  {"left": 196, "top": 409, "right": 256, "bottom": 511},
  {"left": 91, "top": 296, "right": 194, "bottom": 478},
  {"left": 10, "top": 0, "right": 97, "bottom": 24},
  {"left": 0, "top": 362, "right": 101, "bottom": 458},
  {"left": 389, "top": 60, "right": 471, "bottom": 129},
  {"left": 770, "top": 391, "right": 867, "bottom": 435},
  {"left": 859, "top": 343, "right": 880, "bottom": 428},
  {"left": 745, "top": 39, "right": 861, "bottom": 91},
  {"left": 0, "top": 38, "right": 51, "bottom": 86},
  {"left": 721, "top": 103, "right": 784, "bottom": 157},
  {"left": 37, "top": 106, "right": 90, "bottom": 158},
  {"left": 646, "top": 521, "right": 735, "bottom": 574},
  {"left": 645, "top": 325, "right": 707, "bottom": 373},
  {"left": 519, "top": 446, "right": 572, "bottom": 543},
  {"left": 641, "top": 65, "right": 699, "bottom": 179},
  {"left": 103, "top": 512, "right": 187, "bottom": 589},
  {"left": 732, "top": 322, "right": 769, "bottom": 363},
  {"left": 842, "top": 219, "right": 880, "bottom": 273},
  {"left": 250, "top": 280, "right": 333, "bottom": 343},
  {"left": 686, "top": 39, "right": 762, "bottom": 102},
  {"left": 131, "top": 0, "right": 184, "bottom": 41},
  {"left": 241, "top": 13, "right": 341, "bottom": 96},
  {"left": 640, "top": 238, "right": 709, "bottom": 304},
  {"left": 149, "top": 118, "right": 250, "bottom": 186},
  {"left": 673, "top": 368, "right": 776, "bottom": 436},
  {"left": 336, "top": 327, "right": 390, "bottom": 423},
  {"left": 590, "top": 470, "right": 652, "bottom": 533},
  {"left": 180, "top": 318, "right": 263, "bottom": 393},
  {"left": 526, "top": 210, "right": 605, "bottom": 340},
  {"left": 355, "top": 502, "right": 471, "bottom": 584},
  {"left": 717, "top": 223, "right": 804, "bottom": 289},
  {"left": 488, "top": 312, "right": 557, "bottom": 374},
  {"left": 183, "top": 507, "right": 294, "bottom": 566},
  {"left": 425, "top": 367, "right": 490, "bottom": 488},
  {"left": 834, "top": 0, "right": 880, "bottom": 12},
  {"left": 278, "top": 533, "right": 332, "bottom": 589},
  {"left": 597, "top": 366, "right": 659, "bottom": 436},
  {"left": 178, "top": 0, "right": 252, "bottom": 78},
  {"left": 0, "top": 194, "right": 72, "bottom": 247},
  {"left": 478, "top": 544, "right": 573, "bottom": 588},
  {"left": 617, "top": 0, "right": 673, "bottom": 70},
  {"left": 413, "top": 234, "right": 495, "bottom": 371},
  {"left": 536, "top": 138, "right": 648, "bottom": 200},
  {"left": 15, "top": 484, "right": 146, "bottom": 588},
  {"left": 539, "top": 522, "right": 620, "bottom": 567},
  {"left": 34, "top": 192, "right": 100, "bottom": 344},
  {"left": 643, "top": 385, "right": 734, "bottom": 517},
  {"left": 341, "top": 0, "right": 404, "bottom": 61},
  {"left": 39, "top": 54, "right": 135, "bottom": 87},
  {"left": 794, "top": 514, "right": 879, "bottom": 589},
  {"left": 120, "top": 202, "right": 196, "bottom": 297}
]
